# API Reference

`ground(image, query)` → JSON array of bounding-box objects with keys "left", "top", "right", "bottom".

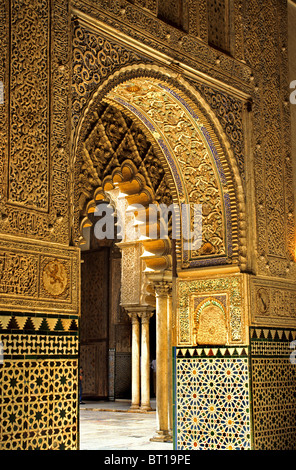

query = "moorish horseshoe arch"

[
  {"left": 72, "top": 64, "right": 247, "bottom": 274},
  {"left": 72, "top": 62, "right": 248, "bottom": 440}
]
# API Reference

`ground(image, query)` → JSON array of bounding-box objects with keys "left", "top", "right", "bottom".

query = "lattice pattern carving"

[
  {"left": 78, "top": 103, "right": 173, "bottom": 217},
  {"left": 244, "top": 0, "right": 296, "bottom": 278},
  {"left": 207, "top": 0, "right": 230, "bottom": 53}
]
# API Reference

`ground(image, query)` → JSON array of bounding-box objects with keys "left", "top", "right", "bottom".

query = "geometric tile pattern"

[
  {"left": 0, "top": 312, "right": 79, "bottom": 450},
  {"left": 250, "top": 327, "right": 296, "bottom": 450},
  {"left": 174, "top": 347, "right": 252, "bottom": 450},
  {"left": 0, "top": 314, "right": 78, "bottom": 333}
]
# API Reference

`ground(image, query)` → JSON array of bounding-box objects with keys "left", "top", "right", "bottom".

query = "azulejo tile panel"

[
  {"left": 174, "top": 347, "right": 252, "bottom": 450},
  {"left": 250, "top": 327, "right": 296, "bottom": 450},
  {"left": 0, "top": 311, "right": 79, "bottom": 450}
]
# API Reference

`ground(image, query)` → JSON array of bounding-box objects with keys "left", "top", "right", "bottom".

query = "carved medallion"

[{"left": 42, "top": 259, "right": 68, "bottom": 297}]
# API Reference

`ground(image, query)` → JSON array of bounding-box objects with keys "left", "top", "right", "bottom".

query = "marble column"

[
  {"left": 128, "top": 312, "right": 140, "bottom": 410},
  {"left": 150, "top": 280, "right": 172, "bottom": 442},
  {"left": 139, "top": 308, "right": 154, "bottom": 411},
  {"left": 167, "top": 289, "right": 173, "bottom": 435}
]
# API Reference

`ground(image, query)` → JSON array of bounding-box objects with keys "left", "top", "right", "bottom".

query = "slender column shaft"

[
  {"left": 167, "top": 290, "right": 173, "bottom": 433},
  {"left": 140, "top": 311, "right": 153, "bottom": 411},
  {"left": 128, "top": 312, "right": 140, "bottom": 410},
  {"left": 151, "top": 281, "right": 172, "bottom": 442}
]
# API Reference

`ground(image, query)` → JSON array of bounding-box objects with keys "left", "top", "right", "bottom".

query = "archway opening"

[{"left": 74, "top": 71, "right": 245, "bottom": 446}]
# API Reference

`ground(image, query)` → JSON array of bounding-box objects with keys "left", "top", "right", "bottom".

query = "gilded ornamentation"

[
  {"left": 251, "top": 278, "right": 296, "bottom": 326},
  {"left": 244, "top": 0, "right": 296, "bottom": 278},
  {"left": 72, "top": 34, "right": 245, "bottom": 267},
  {"left": 0, "top": 0, "right": 70, "bottom": 243},
  {"left": 193, "top": 298, "right": 227, "bottom": 345},
  {"left": 72, "top": 24, "right": 145, "bottom": 129},
  {"left": 0, "top": 0, "right": 295, "bottom": 452},
  {"left": 0, "top": 238, "right": 79, "bottom": 315},
  {"left": 71, "top": 0, "right": 252, "bottom": 92},
  {"left": 77, "top": 102, "right": 173, "bottom": 216},
  {"left": 193, "top": 82, "right": 245, "bottom": 182},
  {"left": 9, "top": 0, "right": 49, "bottom": 210},
  {"left": 120, "top": 244, "right": 142, "bottom": 305},
  {"left": 177, "top": 275, "right": 246, "bottom": 345},
  {"left": 0, "top": 252, "right": 38, "bottom": 297},
  {"left": 107, "top": 78, "right": 236, "bottom": 264}
]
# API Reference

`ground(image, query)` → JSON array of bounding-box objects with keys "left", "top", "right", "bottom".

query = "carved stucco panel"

[
  {"left": 120, "top": 243, "right": 142, "bottom": 305},
  {"left": 0, "top": 0, "right": 71, "bottom": 244},
  {"left": 177, "top": 274, "right": 247, "bottom": 346},
  {"left": 0, "top": 237, "right": 79, "bottom": 315}
]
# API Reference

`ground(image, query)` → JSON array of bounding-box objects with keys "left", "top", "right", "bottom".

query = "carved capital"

[
  {"left": 154, "top": 281, "right": 172, "bottom": 297},
  {"left": 127, "top": 311, "right": 140, "bottom": 324},
  {"left": 138, "top": 308, "right": 154, "bottom": 324}
]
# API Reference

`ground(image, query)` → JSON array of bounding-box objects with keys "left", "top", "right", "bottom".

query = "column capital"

[
  {"left": 126, "top": 305, "right": 154, "bottom": 321},
  {"left": 127, "top": 311, "right": 140, "bottom": 323},
  {"left": 154, "top": 280, "right": 172, "bottom": 297},
  {"left": 138, "top": 308, "right": 154, "bottom": 324}
]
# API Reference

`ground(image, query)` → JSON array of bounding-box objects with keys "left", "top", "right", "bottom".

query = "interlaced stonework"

[{"left": 0, "top": 0, "right": 296, "bottom": 450}]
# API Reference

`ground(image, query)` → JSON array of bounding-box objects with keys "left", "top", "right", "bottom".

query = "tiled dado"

[
  {"left": 0, "top": 311, "right": 79, "bottom": 450},
  {"left": 174, "top": 346, "right": 252, "bottom": 450},
  {"left": 174, "top": 327, "right": 296, "bottom": 451},
  {"left": 250, "top": 327, "right": 296, "bottom": 450}
]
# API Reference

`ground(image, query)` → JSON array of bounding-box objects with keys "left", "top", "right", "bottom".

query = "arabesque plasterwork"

[
  {"left": 176, "top": 272, "right": 248, "bottom": 346},
  {"left": 0, "top": 0, "right": 296, "bottom": 451}
]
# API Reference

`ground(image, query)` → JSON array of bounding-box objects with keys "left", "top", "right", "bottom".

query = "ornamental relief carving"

[
  {"left": 71, "top": 21, "right": 245, "bottom": 267},
  {"left": 70, "top": 5, "right": 296, "bottom": 281},
  {"left": 0, "top": 251, "right": 38, "bottom": 297},
  {"left": 72, "top": 23, "right": 147, "bottom": 129},
  {"left": 177, "top": 275, "right": 246, "bottom": 346},
  {"left": 0, "top": 238, "right": 79, "bottom": 315},
  {"left": 42, "top": 259, "right": 69, "bottom": 298},
  {"left": 77, "top": 102, "right": 173, "bottom": 217},
  {"left": 71, "top": 0, "right": 252, "bottom": 92},
  {"left": 251, "top": 278, "right": 296, "bottom": 327},
  {"left": 193, "top": 298, "right": 228, "bottom": 345},
  {"left": 193, "top": 82, "right": 245, "bottom": 183},
  {"left": 106, "top": 78, "right": 231, "bottom": 261},
  {"left": 0, "top": 0, "right": 293, "bottom": 304},
  {"left": 9, "top": 0, "right": 49, "bottom": 210},
  {"left": 244, "top": 0, "right": 296, "bottom": 279},
  {"left": 0, "top": 0, "right": 71, "bottom": 244}
]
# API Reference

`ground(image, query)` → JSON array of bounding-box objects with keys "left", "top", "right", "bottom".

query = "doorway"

[{"left": 79, "top": 222, "right": 156, "bottom": 403}]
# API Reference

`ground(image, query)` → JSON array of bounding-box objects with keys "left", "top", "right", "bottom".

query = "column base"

[
  {"left": 129, "top": 404, "right": 140, "bottom": 411},
  {"left": 150, "top": 431, "right": 172, "bottom": 442},
  {"left": 140, "top": 404, "right": 152, "bottom": 412}
]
